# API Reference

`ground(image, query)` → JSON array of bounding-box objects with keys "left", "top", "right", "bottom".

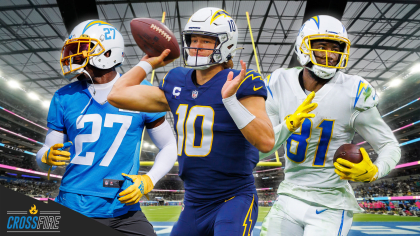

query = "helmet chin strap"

[
  {"left": 83, "top": 70, "right": 96, "bottom": 95},
  {"left": 80, "top": 69, "right": 96, "bottom": 114}
]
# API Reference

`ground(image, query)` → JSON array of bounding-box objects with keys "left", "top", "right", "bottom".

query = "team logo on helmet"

[
  {"left": 210, "top": 10, "right": 231, "bottom": 24},
  {"left": 82, "top": 20, "right": 112, "bottom": 34}
]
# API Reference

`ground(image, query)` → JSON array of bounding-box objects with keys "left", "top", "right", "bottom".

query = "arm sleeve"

[
  {"left": 145, "top": 120, "right": 177, "bottom": 185},
  {"left": 259, "top": 72, "right": 293, "bottom": 159},
  {"left": 36, "top": 129, "right": 68, "bottom": 172},
  {"left": 352, "top": 107, "right": 401, "bottom": 179},
  {"left": 47, "top": 92, "right": 65, "bottom": 131},
  {"left": 237, "top": 70, "right": 267, "bottom": 100}
]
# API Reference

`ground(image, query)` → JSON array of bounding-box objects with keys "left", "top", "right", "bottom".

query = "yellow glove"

[
  {"left": 334, "top": 147, "right": 378, "bottom": 182},
  {"left": 42, "top": 142, "right": 72, "bottom": 166},
  {"left": 42, "top": 142, "right": 72, "bottom": 180},
  {"left": 285, "top": 91, "right": 318, "bottom": 132},
  {"left": 118, "top": 174, "right": 154, "bottom": 205}
]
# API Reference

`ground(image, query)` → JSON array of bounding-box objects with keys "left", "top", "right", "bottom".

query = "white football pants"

[{"left": 260, "top": 195, "right": 353, "bottom": 236}]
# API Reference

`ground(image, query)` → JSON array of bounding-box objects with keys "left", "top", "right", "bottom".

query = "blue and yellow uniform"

[
  {"left": 48, "top": 76, "right": 165, "bottom": 218},
  {"left": 159, "top": 67, "right": 266, "bottom": 236}
]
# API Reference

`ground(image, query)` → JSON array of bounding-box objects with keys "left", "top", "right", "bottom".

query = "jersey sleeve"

[
  {"left": 264, "top": 73, "right": 280, "bottom": 126},
  {"left": 352, "top": 77, "right": 379, "bottom": 112},
  {"left": 236, "top": 69, "right": 267, "bottom": 100},
  {"left": 141, "top": 79, "right": 166, "bottom": 123},
  {"left": 47, "top": 92, "right": 65, "bottom": 131}
]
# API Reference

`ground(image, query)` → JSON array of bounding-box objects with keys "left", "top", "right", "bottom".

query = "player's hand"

[
  {"left": 334, "top": 147, "right": 379, "bottom": 182},
  {"left": 41, "top": 142, "right": 72, "bottom": 166},
  {"left": 284, "top": 92, "right": 317, "bottom": 132},
  {"left": 118, "top": 173, "right": 154, "bottom": 205},
  {"left": 141, "top": 49, "right": 175, "bottom": 69},
  {"left": 221, "top": 60, "right": 247, "bottom": 99}
]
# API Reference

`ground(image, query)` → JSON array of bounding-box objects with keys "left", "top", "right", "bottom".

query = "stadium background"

[{"left": 0, "top": 0, "right": 420, "bottom": 235}]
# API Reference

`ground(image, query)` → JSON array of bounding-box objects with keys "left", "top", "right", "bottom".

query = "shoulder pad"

[{"left": 56, "top": 80, "right": 84, "bottom": 94}]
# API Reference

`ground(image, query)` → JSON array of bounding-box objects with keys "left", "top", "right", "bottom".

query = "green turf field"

[{"left": 142, "top": 206, "right": 420, "bottom": 222}]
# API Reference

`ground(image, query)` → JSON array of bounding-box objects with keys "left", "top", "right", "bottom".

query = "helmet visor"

[
  {"left": 62, "top": 42, "right": 91, "bottom": 58},
  {"left": 60, "top": 36, "right": 105, "bottom": 78}
]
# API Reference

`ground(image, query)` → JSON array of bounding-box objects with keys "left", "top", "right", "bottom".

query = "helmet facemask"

[
  {"left": 182, "top": 31, "right": 231, "bottom": 70},
  {"left": 300, "top": 34, "right": 350, "bottom": 79},
  {"left": 60, "top": 35, "right": 105, "bottom": 80}
]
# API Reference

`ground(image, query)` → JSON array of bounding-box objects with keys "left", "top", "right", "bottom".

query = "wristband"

[
  {"left": 222, "top": 93, "right": 256, "bottom": 129},
  {"left": 136, "top": 61, "right": 153, "bottom": 75}
]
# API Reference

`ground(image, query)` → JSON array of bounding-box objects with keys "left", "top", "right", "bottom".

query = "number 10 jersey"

[{"left": 159, "top": 67, "right": 267, "bottom": 202}]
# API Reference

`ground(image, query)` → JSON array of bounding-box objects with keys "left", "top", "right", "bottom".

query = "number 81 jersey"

[
  {"left": 159, "top": 67, "right": 267, "bottom": 202},
  {"left": 266, "top": 67, "right": 378, "bottom": 211},
  {"left": 266, "top": 67, "right": 378, "bottom": 188}
]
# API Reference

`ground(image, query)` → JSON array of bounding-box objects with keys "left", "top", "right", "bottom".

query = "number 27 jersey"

[
  {"left": 159, "top": 67, "right": 267, "bottom": 202},
  {"left": 47, "top": 78, "right": 165, "bottom": 198}
]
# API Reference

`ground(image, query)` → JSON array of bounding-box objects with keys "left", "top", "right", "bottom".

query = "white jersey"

[{"left": 265, "top": 67, "right": 378, "bottom": 212}]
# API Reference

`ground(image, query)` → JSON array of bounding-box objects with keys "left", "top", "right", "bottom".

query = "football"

[
  {"left": 130, "top": 18, "right": 180, "bottom": 60},
  {"left": 333, "top": 144, "right": 363, "bottom": 165}
]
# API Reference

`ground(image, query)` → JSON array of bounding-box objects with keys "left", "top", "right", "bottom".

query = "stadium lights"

[
  {"left": 143, "top": 142, "right": 150, "bottom": 148},
  {"left": 410, "top": 64, "right": 420, "bottom": 74},
  {"left": 389, "top": 79, "right": 402, "bottom": 87},
  {"left": 7, "top": 80, "right": 20, "bottom": 89},
  {"left": 27, "top": 92, "right": 39, "bottom": 100},
  {"left": 42, "top": 101, "right": 50, "bottom": 108}
]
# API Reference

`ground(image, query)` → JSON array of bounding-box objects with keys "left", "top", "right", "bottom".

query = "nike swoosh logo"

[
  {"left": 253, "top": 86, "right": 263, "bottom": 91},
  {"left": 316, "top": 209, "right": 328, "bottom": 214},
  {"left": 355, "top": 170, "right": 368, "bottom": 178}
]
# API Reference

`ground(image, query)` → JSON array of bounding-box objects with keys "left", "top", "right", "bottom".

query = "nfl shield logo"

[
  {"left": 105, "top": 180, "right": 109, "bottom": 186},
  {"left": 192, "top": 90, "right": 198, "bottom": 99}
]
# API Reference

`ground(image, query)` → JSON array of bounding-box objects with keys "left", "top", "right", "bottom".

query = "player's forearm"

[
  {"left": 375, "top": 142, "right": 401, "bottom": 179},
  {"left": 259, "top": 122, "right": 292, "bottom": 160},
  {"left": 113, "top": 63, "right": 149, "bottom": 90},
  {"left": 353, "top": 107, "right": 401, "bottom": 179},
  {"left": 36, "top": 129, "right": 68, "bottom": 172},
  {"left": 108, "top": 65, "right": 148, "bottom": 105},
  {"left": 108, "top": 85, "right": 169, "bottom": 112},
  {"left": 240, "top": 117, "right": 275, "bottom": 153}
]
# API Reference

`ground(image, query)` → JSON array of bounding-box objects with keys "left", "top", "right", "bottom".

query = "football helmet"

[
  {"left": 60, "top": 20, "right": 125, "bottom": 80},
  {"left": 182, "top": 7, "right": 239, "bottom": 70},
  {"left": 295, "top": 15, "right": 351, "bottom": 79}
]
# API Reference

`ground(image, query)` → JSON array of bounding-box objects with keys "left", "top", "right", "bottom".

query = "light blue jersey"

[{"left": 48, "top": 76, "right": 165, "bottom": 218}]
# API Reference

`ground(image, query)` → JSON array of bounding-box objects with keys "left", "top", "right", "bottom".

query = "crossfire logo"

[{"left": 6, "top": 204, "right": 61, "bottom": 233}]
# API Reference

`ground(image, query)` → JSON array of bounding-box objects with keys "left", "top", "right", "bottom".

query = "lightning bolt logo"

[
  {"left": 242, "top": 195, "right": 255, "bottom": 236},
  {"left": 29, "top": 204, "right": 38, "bottom": 215},
  {"left": 210, "top": 10, "right": 232, "bottom": 24},
  {"left": 82, "top": 20, "right": 113, "bottom": 34},
  {"left": 238, "top": 70, "right": 263, "bottom": 89},
  {"left": 310, "top": 16, "right": 320, "bottom": 29},
  {"left": 354, "top": 80, "right": 369, "bottom": 108}
]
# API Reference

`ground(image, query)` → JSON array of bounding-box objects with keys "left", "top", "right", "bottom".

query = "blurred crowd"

[
  {"left": 353, "top": 175, "right": 420, "bottom": 198},
  {"left": 360, "top": 200, "right": 420, "bottom": 216},
  {"left": 0, "top": 154, "right": 33, "bottom": 169},
  {"left": 0, "top": 177, "right": 59, "bottom": 198}
]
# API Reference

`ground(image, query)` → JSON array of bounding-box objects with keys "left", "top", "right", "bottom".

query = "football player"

[
  {"left": 108, "top": 7, "right": 277, "bottom": 236},
  {"left": 259, "top": 15, "right": 401, "bottom": 236},
  {"left": 36, "top": 20, "right": 177, "bottom": 236}
]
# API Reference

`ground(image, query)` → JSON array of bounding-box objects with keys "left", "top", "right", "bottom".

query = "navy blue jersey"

[{"left": 159, "top": 67, "right": 266, "bottom": 202}]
